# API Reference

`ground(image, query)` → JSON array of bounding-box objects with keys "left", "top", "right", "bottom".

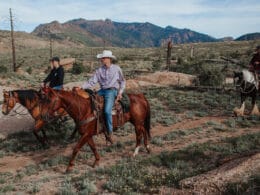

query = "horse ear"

[{"left": 41, "top": 86, "right": 51, "bottom": 94}]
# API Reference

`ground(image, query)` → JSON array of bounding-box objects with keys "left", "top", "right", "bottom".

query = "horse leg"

[
  {"left": 234, "top": 94, "right": 246, "bottom": 116},
  {"left": 250, "top": 92, "right": 260, "bottom": 115},
  {"left": 141, "top": 125, "right": 151, "bottom": 154},
  {"left": 66, "top": 133, "right": 99, "bottom": 172},
  {"left": 34, "top": 120, "right": 47, "bottom": 146},
  {"left": 86, "top": 136, "right": 100, "bottom": 167},
  {"left": 133, "top": 125, "right": 143, "bottom": 157}
]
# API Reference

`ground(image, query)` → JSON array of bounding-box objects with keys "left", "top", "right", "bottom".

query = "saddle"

[{"left": 85, "top": 89, "right": 130, "bottom": 133}]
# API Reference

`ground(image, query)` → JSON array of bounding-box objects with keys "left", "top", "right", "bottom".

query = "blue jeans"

[
  {"left": 53, "top": 85, "right": 63, "bottom": 90},
  {"left": 98, "top": 88, "right": 118, "bottom": 133}
]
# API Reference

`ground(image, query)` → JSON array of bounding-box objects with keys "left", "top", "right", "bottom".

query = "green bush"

[
  {"left": 71, "top": 62, "right": 85, "bottom": 75},
  {"left": 26, "top": 67, "right": 32, "bottom": 74},
  {"left": 197, "top": 64, "right": 224, "bottom": 86},
  {"left": 0, "top": 65, "right": 8, "bottom": 73},
  {"left": 152, "top": 58, "right": 162, "bottom": 71}
]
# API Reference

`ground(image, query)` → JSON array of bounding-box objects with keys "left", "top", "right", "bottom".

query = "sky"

[{"left": 0, "top": 0, "right": 259, "bottom": 39}]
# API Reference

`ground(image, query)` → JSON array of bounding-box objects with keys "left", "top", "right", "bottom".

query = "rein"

[
  {"left": 9, "top": 104, "right": 29, "bottom": 116},
  {"left": 40, "top": 95, "right": 60, "bottom": 122},
  {"left": 240, "top": 81, "right": 257, "bottom": 94},
  {"left": 234, "top": 76, "right": 257, "bottom": 94},
  {"left": 4, "top": 91, "right": 29, "bottom": 116},
  {"left": 50, "top": 90, "right": 96, "bottom": 128}
]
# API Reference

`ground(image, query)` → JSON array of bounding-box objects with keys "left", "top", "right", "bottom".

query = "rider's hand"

[
  {"left": 41, "top": 82, "right": 45, "bottom": 87},
  {"left": 74, "top": 86, "right": 81, "bottom": 91}
]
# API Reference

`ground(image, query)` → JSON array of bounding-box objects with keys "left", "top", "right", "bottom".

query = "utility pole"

[
  {"left": 190, "top": 45, "right": 194, "bottom": 58},
  {"left": 9, "top": 8, "right": 16, "bottom": 72},
  {"left": 166, "top": 40, "right": 172, "bottom": 71},
  {"left": 49, "top": 36, "right": 53, "bottom": 59},
  {"left": 103, "top": 40, "right": 106, "bottom": 50}
]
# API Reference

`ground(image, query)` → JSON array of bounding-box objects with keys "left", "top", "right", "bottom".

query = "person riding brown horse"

[
  {"left": 2, "top": 89, "right": 68, "bottom": 145},
  {"left": 80, "top": 50, "right": 126, "bottom": 142},
  {"left": 41, "top": 57, "right": 64, "bottom": 90},
  {"left": 41, "top": 86, "right": 151, "bottom": 172}
]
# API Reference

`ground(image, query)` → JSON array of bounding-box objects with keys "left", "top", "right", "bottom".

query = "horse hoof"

[
  {"left": 66, "top": 166, "right": 74, "bottom": 173},
  {"left": 92, "top": 160, "right": 100, "bottom": 168}
]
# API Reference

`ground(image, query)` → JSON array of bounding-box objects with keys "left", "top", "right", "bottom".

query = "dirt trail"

[
  {"left": 0, "top": 116, "right": 258, "bottom": 174},
  {"left": 180, "top": 153, "right": 260, "bottom": 194},
  {"left": 0, "top": 105, "right": 34, "bottom": 139}
]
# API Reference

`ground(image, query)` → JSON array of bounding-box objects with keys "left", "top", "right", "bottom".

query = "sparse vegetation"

[
  {"left": 71, "top": 62, "right": 84, "bottom": 75},
  {"left": 1, "top": 39, "right": 260, "bottom": 194},
  {"left": 96, "top": 132, "right": 260, "bottom": 194},
  {"left": 0, "top": 65, "right": 8, "bottom": 73}
]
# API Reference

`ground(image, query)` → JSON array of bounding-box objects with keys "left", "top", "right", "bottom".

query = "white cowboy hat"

[{"left": 97, "top": 50, "right": 116, "bottom": 59}]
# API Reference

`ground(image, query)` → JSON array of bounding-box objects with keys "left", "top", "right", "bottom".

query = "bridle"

[{"left": 2, "top": 91, "right": 25, "bottom": 116}]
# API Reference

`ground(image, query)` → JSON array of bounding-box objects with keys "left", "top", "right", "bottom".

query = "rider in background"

[
  {"left": 42, "top": 57, "right": 64, "bottom": 90},
  {"left": 249, "top": 46, "right": 260, "bottom": 82}
]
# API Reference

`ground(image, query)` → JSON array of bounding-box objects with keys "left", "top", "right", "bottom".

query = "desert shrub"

[
  {"left": 225, "top": 174, "right": 260, "bottom": 195},
  {"left": 229, "top": 50, "right": 240, "bottom": 58},
  {"left": 152, "top": 57, "right": 163, "bottom": 71},
  {"left": 197, "top": 64, "right": 224, "bottom": 86},
  {"left": 71, "top": 62, "right": 85, "bottom": 75},
  {"left": 76, "top": 179, "right": 97, "bottom": 194},
  {"left": 120, "top": 55, "right": 134, "bottom": 61},
  {"left": 177, "top": 57, "right": 184, "bottom": 65},
  {"left": 0, "top": 65, "right": 8, "bottom": 73},
  {"left": 0, "top": 184, "right": 15, "bottom": 193},
  {"left": 58, "top": 177, "right": 76, "bottom": 195},
  {"left": 26, "top": 67, "right": 32, "bottom": 74},
  {"left": 151, "top": 137, "right": 164, "bottom": 147}
]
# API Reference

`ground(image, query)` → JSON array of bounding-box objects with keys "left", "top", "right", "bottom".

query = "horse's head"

[
  {"left": 2, "top": 90, "right": 17, "bottom": 115},
  {"left": 40, "top": 87, "right": 62, "bottom": 115}
]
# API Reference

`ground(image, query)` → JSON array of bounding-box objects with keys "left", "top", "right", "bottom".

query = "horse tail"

[{"left": 145, "top": 98, "right": 151, "bottom": 140}]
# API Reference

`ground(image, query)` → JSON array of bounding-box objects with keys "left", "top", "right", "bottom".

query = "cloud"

[{"left": 0, "top": 0, "right": 259, "bottom": 38}]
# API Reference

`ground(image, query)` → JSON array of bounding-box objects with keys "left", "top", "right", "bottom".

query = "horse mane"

[{"left": 13, "top": 89, "right": 39, "bottom": 106}]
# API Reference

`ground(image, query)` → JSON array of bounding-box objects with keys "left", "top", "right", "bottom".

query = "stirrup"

[{"left": 104, "top": 131, "right": 113, "bottom": 145}]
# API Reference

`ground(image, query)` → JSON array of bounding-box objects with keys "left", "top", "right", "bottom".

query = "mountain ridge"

[{"left": 32, "top": 18, "right": 218, "bottom": 47}]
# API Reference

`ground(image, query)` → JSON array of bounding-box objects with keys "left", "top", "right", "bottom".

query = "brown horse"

[
  {"left": 1, "top": 89, "right": 68, "bottom": 145},
  {"left": 42, "top": 87, "right": 151, "bottom": 172}
]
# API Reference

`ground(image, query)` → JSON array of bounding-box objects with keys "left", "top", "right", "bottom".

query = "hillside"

[
  {"left": 235, "top": 32, "right": 260, "bottom": 41},
  {"left": 0, "top": 30, "right": 83, "bottom": 54},
  {"left": 32, "top": 18, "right": 217, "bottom": 47}
]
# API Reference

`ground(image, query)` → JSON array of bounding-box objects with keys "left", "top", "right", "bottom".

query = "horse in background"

[
  {"left": 1, "top": 89, "right": 69, "bottom": 145},
  {"left": 41, "top": 87, "right": 151, "bottom": 172},
  {"left": 233, "top": 69, "right": 260, "bottom": 116}
]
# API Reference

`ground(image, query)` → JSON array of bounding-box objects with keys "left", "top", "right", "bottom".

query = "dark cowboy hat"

[
  {"left": 255, "top": 45, "right": 260, "bottom": 50},
  {"left": 50, "top": 56, "right": 60, "bottom": 62}
]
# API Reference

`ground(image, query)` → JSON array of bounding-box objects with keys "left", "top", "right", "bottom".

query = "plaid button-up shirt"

[{"left": 82, "top": 64, "right": 126, "bottom": 94}]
